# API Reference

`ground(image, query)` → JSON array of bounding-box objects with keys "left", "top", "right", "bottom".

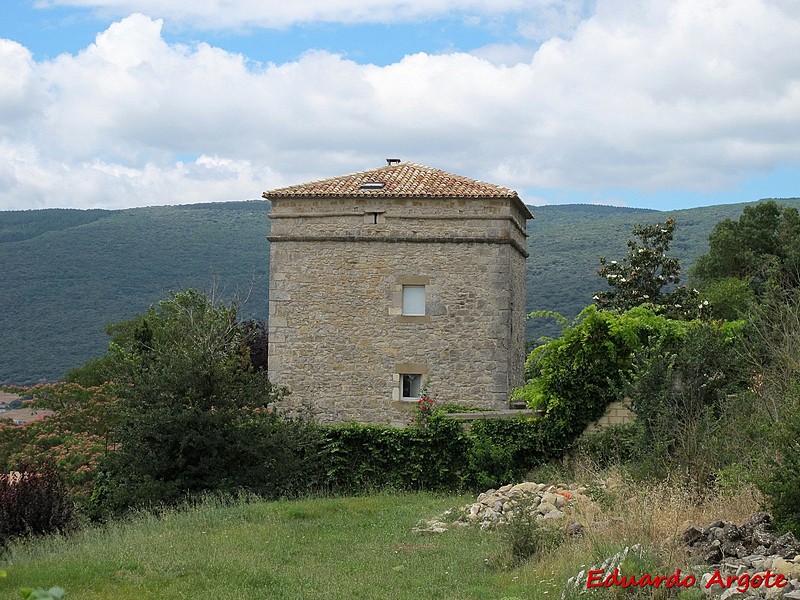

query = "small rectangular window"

[
  {"left": 402, "top": 374, "right": 422, "bottom": 399},
  {"left": 402, "top": 285, "right": 425, "bottom": 316}
]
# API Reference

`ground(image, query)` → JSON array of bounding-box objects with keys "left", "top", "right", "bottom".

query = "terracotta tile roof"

[{"left": 263, "top": 162, "right": 519, "bottom": 199}]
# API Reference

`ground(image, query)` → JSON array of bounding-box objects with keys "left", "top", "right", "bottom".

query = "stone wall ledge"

[
  {"left": 443, "top": 409, "right": 544, "bottom": 421},
  {"left": 267, "top": 234, "right": 529, "bottom": 258}
]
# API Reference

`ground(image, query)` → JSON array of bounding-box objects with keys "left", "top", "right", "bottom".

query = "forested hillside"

[
  {"left": 0, "top": 202, "right": 270, "bottom": 384},
  {"left": 1, "top": 198, "right": 798, "bottom": 384}
]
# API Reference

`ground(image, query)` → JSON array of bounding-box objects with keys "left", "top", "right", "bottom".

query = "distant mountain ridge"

[{"left": 1, "top": 198, "right": 798, "bottom": 385}]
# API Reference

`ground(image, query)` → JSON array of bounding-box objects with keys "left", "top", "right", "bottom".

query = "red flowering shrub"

[
  {"left": 0, "top": 383, "right": 119, "bottom": 506},
  {"left": 410, "top": 393, "right": 435, "bottom": 428}
]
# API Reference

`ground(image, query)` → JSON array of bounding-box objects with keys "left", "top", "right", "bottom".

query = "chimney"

[{"left": 386, "top": 158, "right": 401, "bottom": 166}]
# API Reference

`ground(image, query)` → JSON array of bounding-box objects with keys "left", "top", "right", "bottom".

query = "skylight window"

[{"left": 359, "top": 182, "right": 385, "bottom": 190}]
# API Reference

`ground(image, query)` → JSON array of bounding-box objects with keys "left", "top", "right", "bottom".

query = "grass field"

[{"left": 0, "top": 477, "right": 763, "bottom": 599}]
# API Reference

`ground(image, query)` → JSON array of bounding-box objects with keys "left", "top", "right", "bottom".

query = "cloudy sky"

[{"left": 1, "top": 0, "right": 799, "bottom": 211}]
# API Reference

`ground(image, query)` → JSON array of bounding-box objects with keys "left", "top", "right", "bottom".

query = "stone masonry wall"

[
  {"left": 268, "top": 195, "right": 529, "bottom": 425},
  {"left": 582, "top": 400, "right": 636, "bottom": 434}
]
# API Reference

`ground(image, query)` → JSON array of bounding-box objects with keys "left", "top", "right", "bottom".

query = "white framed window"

[
  {"left": 402, "top": 285, "right": 425, "bottom": 316},
  {"left": 402, "top": 374, "right": 423, "bottom": 399}
]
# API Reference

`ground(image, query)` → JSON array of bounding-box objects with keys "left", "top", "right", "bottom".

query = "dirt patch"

[{"left": 0, "top": 394, "right": 55, "bottom": 424}]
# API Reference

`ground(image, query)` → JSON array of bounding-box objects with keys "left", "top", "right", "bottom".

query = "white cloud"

[
  {"left": 0, "top": 40, "right": 49, "bottom": 128},
  {"left": 1, "top": 1, "right": 800, "bottom": 210}
]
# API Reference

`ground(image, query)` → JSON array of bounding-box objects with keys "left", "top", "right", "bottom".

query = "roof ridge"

[{"left": 264, "top": 161, "right": 519, "bottom": 199}]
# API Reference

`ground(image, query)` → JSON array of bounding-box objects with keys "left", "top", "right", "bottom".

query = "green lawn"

[{"left": 0, "top": 493, "right": 551, "bottom": 599}]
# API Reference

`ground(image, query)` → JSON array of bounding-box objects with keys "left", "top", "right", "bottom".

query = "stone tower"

[{"left": 264, "top": 161, "right": 532, "bottom": 425}]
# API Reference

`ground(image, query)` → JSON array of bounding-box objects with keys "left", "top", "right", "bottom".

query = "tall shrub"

[
  {"left": 90, "top": 290, "right": 287, "bottom": 514},
  {"left": 759, "top": 402, "right": 800, "bottom": 535},
  {"left": 626, "top": 320, "right": 750, "bottom": 483}
]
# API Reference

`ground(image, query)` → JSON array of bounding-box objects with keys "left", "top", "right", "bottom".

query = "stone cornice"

[{"left": 267, "top": 234, "right": 529, "bottom": 258}]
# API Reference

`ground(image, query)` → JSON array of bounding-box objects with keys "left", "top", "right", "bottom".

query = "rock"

[
  {"left": 752, "top": 530, "right": 775, "bottom": 547},
  {"left": 748, "top": 512, "right": 771, "bottom": 527},
  {"left": 720, "top": 542, "right": 747, "bottom": 559},
  {"left": 420, "top": 480, "right": 586, "bottom": 533},
  {"left": 567, "top": 521, "right": 585, "bottom": 537},
  {"left": 684, "top": 513, "right": 800, "bottom": 600},
  {"left": 773, "top": 532, "right": 800, "bottom": 558},
  {"left": 702, "top": 574, "right": 731, "bottom": 597},
  {"left": 537, "top": 501, "right": 556, "bottom": 515},
  {"left": 710, "top": 520, "right": 726, "bottom": 529},
  {"left": 511, "top": 482, "right": 536, "bottom": 493},
  {"left": 541, "top": 492, "right": 559, "bottom": 505},
  {"left": 543, "top": 509, "right": 564, "bottom": 520},
  {"left": 553, "top": 494, "right": 569, "bottom": 509},
  {"left": 723, "top": 523, "right": 744, "bottom": 541},
  {"left": 684, "top": 525, "right": 705, "bottom": 545},
  {"left": 711, "top": 527, "right": 727, "bottom": 542},
  {"left": 704, "top": 545, "right": 724, "bottom": 564},
  {"left": 774, "top": 558, "right": 800, "bottom": 579}
]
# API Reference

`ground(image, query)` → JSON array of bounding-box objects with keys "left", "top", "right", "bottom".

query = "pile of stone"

[
  {"left": 683, "top": 513, "right": 800, "bottom": 598},
  {"left": 414, "top": 482, "right": 588, "bottom": 533}
]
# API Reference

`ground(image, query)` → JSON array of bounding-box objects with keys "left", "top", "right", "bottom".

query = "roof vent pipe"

[{"left": 386, "top": 158, "right": 401, "bottom": 166}]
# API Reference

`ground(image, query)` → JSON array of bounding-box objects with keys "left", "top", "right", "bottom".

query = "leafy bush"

[
  {"left": 492, "top": 496, "right": 564, "bottom": 568},
  {"left": 19, "top": 587, "right": 66, "bottom": 600},
  {"left": 319, "top": 415, "right": 471, "bottom": 493},
  {"left": 626, "top": 320, "right": 750, "bottom": 484},
  {"left": 758, "top": 403, "right": 800, "bottom": 535},
  {"left": 0, "top": 462, "right": 74, "bottom": 549},
  {"left": 517, "top": 307, "right": 689, "bottom": 450},
  {"left": 467, "top": 418, "right": 549, "bottom": 489},
  {"left": 573, "top": 422, "right": 639, "bottom": 469}
]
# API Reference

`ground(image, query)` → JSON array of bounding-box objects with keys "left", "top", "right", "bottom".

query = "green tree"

[
  {"left": 693, "top": 200, "right": 800, "bottom": 301},
  {"left": 594, "top": 218, "right": 700, "bottom": 318},
  {"left": 87, "top": 290, "right": 287, "bottom": 513}
]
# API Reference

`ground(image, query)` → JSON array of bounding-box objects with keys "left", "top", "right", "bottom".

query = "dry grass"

[
  {"left": 502, "top": 464, "right": 765, "bottom": 597},
  {"left": 571, "top": 466, "right": 762, "bottom": 551}
]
